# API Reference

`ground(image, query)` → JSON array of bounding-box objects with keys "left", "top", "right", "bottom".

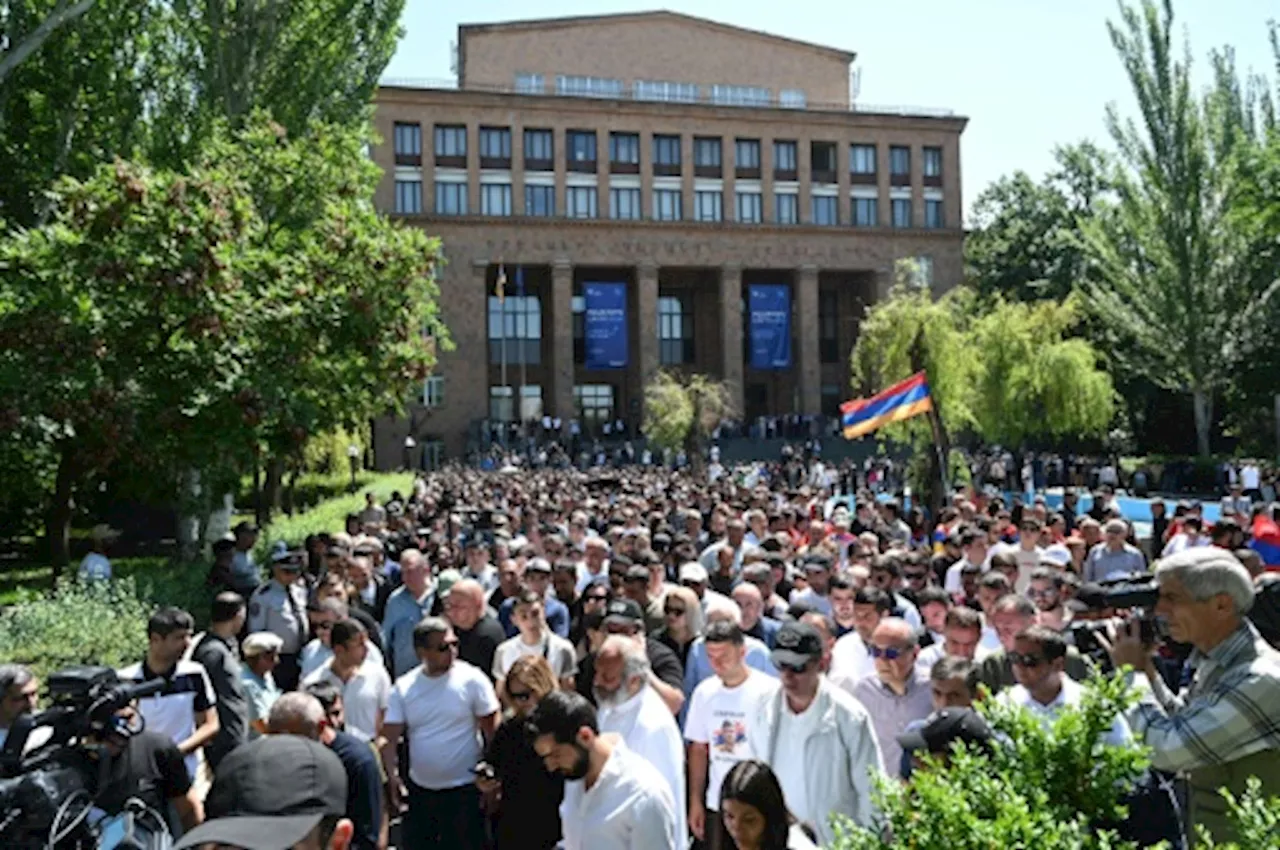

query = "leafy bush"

[
  {"left": 253, "top": 472, "right": 414, "bottom": 556},
  {"left": 1196, "top": 778, "right": 1280, "bottom": 850},
  {"left": 831, "top": 673, "right": 1149, "bottom": 850}
]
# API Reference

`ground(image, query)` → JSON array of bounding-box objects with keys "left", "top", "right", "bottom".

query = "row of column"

[{"left": 474, "top": 260, "right": 824, "bottom": 420}]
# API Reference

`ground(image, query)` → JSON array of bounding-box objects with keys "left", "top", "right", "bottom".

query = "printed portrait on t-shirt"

[{"left": 713, "top": 719, "right": 747, "bottom": 753}]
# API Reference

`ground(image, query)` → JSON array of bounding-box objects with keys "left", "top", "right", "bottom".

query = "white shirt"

[
  {"left": 1242, "top": 465, "right": 1261, "bottom": 490},
  {"left": 299, "top": 639, "right": 385, "bottom": 681},
  {"left": 117, "top": 658, "right": 216, "bottom": 778},
  {"left": 384, "top": 661, "right": 499, "bottom": 790},
  {"left": 78, "top": 552, "right": 112, "bottom": 581},
  {"left": 830, "top": 631, "right": 875, "bottom": 683},
  {"left": 771, "top": 691, "right": 825, "bottom": 828},
  {"left": 598, "top": 686, "right": 686, "bottom": 844},
  {"left": 993, "top": 543, "right": 1043, "bottom": 593},
  {"left": 560, "top": 739, "right": 679, "bottom": 850},
  {"left": 1001, "top": 676, "right": 1131, "bottom": 749},
  {"left": 302, "top": 658, "right": 390, "bottom": 743},
  {"left": 684, "top": 670, "right": 779, "bottom": 808},
  {"left": 492, "top": 631, "right": 578, "bottom": 681},
  {"left": 979, "top": 625, "right": 1003, "bottom": 654},
  {"left": 944, "top": 558, "right": 986, "bottom": 594}
]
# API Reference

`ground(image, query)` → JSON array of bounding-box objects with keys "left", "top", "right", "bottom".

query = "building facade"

[{"left": 370, "top": 11, "right": 967, "bottom": 466}]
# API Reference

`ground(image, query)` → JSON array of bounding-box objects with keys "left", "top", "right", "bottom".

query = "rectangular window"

[
  {"left": 925, "top": 199, "right": 944, "bottom": 228},
  {"left": 892, "top": 198, "right": 913, "bottom": 228},
  {"left": 565, "top": 186, "right": 598, "bottom": 219},
  {"left": 775, "top": 193, "right": 798, "bottom": 224},
  {"left": 735, "top": 191, "right": 762, "bottom": 223},
  {"left": 653, "top": 134, "right": 681, "bottom": 175},
  {"left": 556, "top": 75, "right": 623, "bottom": 98},
  {"left": 634, "top": 80, "right": 699, "bottom": 103},
  {"left": 774, "top": 140, "right": 797, "bottom": 174},
  {"left": 423, "top": 375, "right": 444, "bottom": 407},
  {"left": 923, "top": 147, "right": 943, "bottom": 177},
  {"left": 480, "top": 183, "right": 512, "bottom": 216},
  {"left": 574, "top": 384, "right": 615, "bottom": 426},
  {"left": 695, "top": 190, "right": 722, "bottom": 222},
  {"left": 566, "top": 131, "right": 597, "bottom": 170},
  {"left": 434, "top": 125, "right": 466, "bottom": 158},
  {"left": 434, "top": 182, "right": 467, "bottom": 215},
  {"left": 694, "top": 137, "right": 722, "bottom": 168},
  {"left": 393, "top": 123, "right": 421, "bottom": 165},
  {"left": 610, "top": 187, "right": 641, "bottom": 220},
  {"left": 490, "top": 385, "right": 514, "bottom": 423},
  {"left": 812, "top": 195, "right": 838, "bottom": 226},
  {"left": 479, "top": 127, "right": 511, "bottom": 162},
  {"left": 653, "top": 189, "right": 682, "bottom": 221},
  {"left": 710, "top": 84, "right": 770, "bottom": 106},
  {"left": 658, "top": 295, "right": 694, "bottom": 365},
  {"left": 851, "top": 144, "right": 877, "bottom": 175},
  {"left": 890, "top": 145, "right": 911, "bottom": 176},
  {"left": 524, "top": 129, "right": 554, "bottom": 168},
  {"left": 853, "top": 197, "right": 878, "bottom": 227},
  {"left": 609, "top": 132, "right": 640, "bottom": 165},
  {"left": 394, "top": 180, "right": 422, "bottom": 214},
  {"left": 525, "top": 184, "right": 555, "bottom": 217},
  {"left": 735, "top": 139, "right": 761, "bottom": 170},
  {"left": 488, "top": 294, "right": 542, "bottom": 365},
  {"left": 514, "top": 73, "right": 544, "bottom": 94},
  {"left": 811, "top": 142, "right": 837, "bottom": 181},
  {"left": 779, "top": 89, "right": 807, "bottom": 108}
]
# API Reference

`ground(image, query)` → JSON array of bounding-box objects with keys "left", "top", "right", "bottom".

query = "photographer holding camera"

[{"left": 1100, "top": 547, "right": 1280, "bottom": 845}]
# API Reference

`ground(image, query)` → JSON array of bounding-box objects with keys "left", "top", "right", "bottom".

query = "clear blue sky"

[{"left": 384, "top": 1, "right": 1276, "bottom": 221}]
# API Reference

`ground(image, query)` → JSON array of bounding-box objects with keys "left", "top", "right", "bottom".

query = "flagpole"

[
  {"left": 518, "top": 265, "right": 528, "bottom": 427},
  {"left": 910, "top": 328, "right": 951, "bottom": 512},
  {"left": 498, "top": 262, "right": 508, "bottom": 449}
]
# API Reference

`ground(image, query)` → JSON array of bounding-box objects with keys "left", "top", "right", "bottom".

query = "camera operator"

[
  {"left": 0, "top": 664, "right": 42, "bottom": 754},
  {"left": 1099, "top": 547, "right": 1280, "bottom": 845}
]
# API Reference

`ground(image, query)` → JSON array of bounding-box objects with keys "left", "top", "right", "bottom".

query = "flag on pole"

[
  {"left": 840, "top": 372, "right": 934, "bottom": 440},
  {"left": 496, "top": 263, "right": 507, "bottom": 304}
]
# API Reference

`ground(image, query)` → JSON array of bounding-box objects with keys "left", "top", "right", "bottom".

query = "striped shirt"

[
  {"left": 1127, "top": 621, "right": 1280, "bottom": 773},
  {"left": 118, "top": 658, "right": 216, "bottom": 778}
]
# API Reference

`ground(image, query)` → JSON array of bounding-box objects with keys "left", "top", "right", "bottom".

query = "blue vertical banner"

[
  {"left": 748, "top": 284, "right": 792, "bottom": 369},
  {"left": 584, "top": 282, "right": 629, "bottom": 370}
]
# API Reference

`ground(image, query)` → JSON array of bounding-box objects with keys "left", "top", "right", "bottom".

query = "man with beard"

[
  {"left": 593, "top": 635, "right": 686, "bottom": 844},
  {"left": 528, "top": 691, "right": 678, "bottom": 850}
]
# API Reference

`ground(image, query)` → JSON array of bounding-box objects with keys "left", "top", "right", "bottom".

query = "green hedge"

[{"left": 252, "top": 471, "right": 414, "bottom": 557}]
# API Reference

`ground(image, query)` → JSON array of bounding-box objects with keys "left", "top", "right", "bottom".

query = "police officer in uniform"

[{"left": 247, "top": 544, "right": 309, "bottom": 691}]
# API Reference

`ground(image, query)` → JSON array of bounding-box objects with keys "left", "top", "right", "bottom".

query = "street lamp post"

[
  {"left": 403, "top": 435, "right": 416, "bottom": 471},
  {"left": 347, "top": 444, "right": 360, "bottom": 493}
]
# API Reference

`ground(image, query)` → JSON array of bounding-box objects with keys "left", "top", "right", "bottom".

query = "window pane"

[
  {"left": 394, "top": 124, "right": 421, "bottom": 156},
  {"left": 610, "top": 187, "right": 641, "bottom": 220},
  {"left": 634, "top": 80, "right": 699, "bottom": 103},
  {"left": 736, "top": 191, "right": 762, "bottom": 223},
  {"left": 695, "top": 190, "right": 722, "bottom": 222},
  {"left": 654, "top": 189, "right": 682, "bottom": 221},
  {"left": 435, "top": 182, "right": 467, "bottom": 215},
  {"left": 735, "top": 139, "right": 760, "bottom": 169},
  {"left": 556, "top": 75, "right": 623, "bottom": 98},
  {"left": 481, "top": 184, "right": 512, "bottom": 216},
  {"left": 568, "top": 131, "right": 597, "bottom": 162},
  {"left": 479, "top": 128, "right": 511, "bottom": 159},
  {"left": 812, "top": 196, "right": 837, "bottom": 226},
  {"left": 566, "top": 187, "right": 598, "bottom": 218},
  {"left": 892, "top": 198, "right": 912, "bottom": 228},
  {"left": 610, "top": 133, "right": 639, "bottom": 164},
  {"left": 779, "top": 89, "right": 806, "bottom": 108},
  {"left": 694, "top": 138, "right": 721, "bottom": 166},
  {"left": 434, "top": 126, "right": 466, "bottom": 157},
  {"left": 851, "top": 144, "right": 876, "bottom": 174},
  {"left": 853, "top": 197, "right": 878, "bottom": 227},
  {"left": 924, "top": 147, "right": 943, "bottom": 177},
  {"left": 394, "top": 180, "right": 422, "bottom": 214},
  {"left": 925, "top": 199, "right": 944, "bottom": 228},
  {"left": 890, "top": 146, "right": 911, "bottom": 175},
  {"left": 514, "top": 73, "right": 543, "bottom": 94},
  {"left": 774, "top": 141, "right": 797, "bottom": 171},
  {"left": 653, "top": 135, "right": 681, "bottom": 166},
  {"left": 525, "top": 185, "right": 555, "bottom": 216},
  {"left": 775, "top": 193, "right": 798, "bottom": 224},
  {"left": 524, "top": 129, "right": 553, "bottom": 162}
]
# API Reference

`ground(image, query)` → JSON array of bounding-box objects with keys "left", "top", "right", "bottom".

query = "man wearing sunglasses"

[
  {"left": 749, "top": 621, "right": 883, "bottom": 846},
  {"left": 1000, "top": 625, "right": 1131, "bottom": 749},
  {"left": 851, "top": 618, "right": 934, "bottom": 774}
]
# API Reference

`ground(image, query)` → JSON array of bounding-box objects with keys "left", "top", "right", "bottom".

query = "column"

[
  {"left": 797, "top": 265, "right": 821, "bottom": 415},
  {"left": 637, "top": 263, "right": 659, "bottom": 392},
  {"left": 551, "top": 259, "right": 575, "bottom": 421},
  {"left": 719, "top": 264, "right": 745, "bottom": 416}
]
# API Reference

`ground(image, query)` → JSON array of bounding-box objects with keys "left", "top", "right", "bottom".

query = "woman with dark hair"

[{"left": 720, "top": 760, "right": 818, "bottom": 850}]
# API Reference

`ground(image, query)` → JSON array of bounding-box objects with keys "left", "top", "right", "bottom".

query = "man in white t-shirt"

[
  {"left": 992, "top": 518, "right": 1044, "bottom": 593},
  {"left": 382, "top": 617, "right": 500, "bottom": 850},
  {"left": 301, "top": 618, "right": 390, "bottom": 743},
  {"left": 79, "top": 523, "right": 120, "bottom": 581},
  {"left": 492, "top": 589, "right": 577, "bottom": 699},
  {"left": 685, "top": 620, "right": 779, "bottom": 849}
]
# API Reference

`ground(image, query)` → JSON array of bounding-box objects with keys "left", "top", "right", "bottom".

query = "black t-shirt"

[
  {"left": 93, "top": 730, "right": 191, "bottom": 816},
  {"left": 328, "top": 731, "right": 383, "bottom": 850},
  {"left": 486, "top": 716, "right": 563, "bottom": 849},
  {"left": 191, "top": 632, "right": 249, "bottom": 771},
  {"left": 576, "top": 637, "right": 684, "bottom": 705},
  {"left": 457, "top": 614, "right": 505, "bottom": 680}
]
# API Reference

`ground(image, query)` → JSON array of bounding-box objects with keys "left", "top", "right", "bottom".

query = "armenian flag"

[
  {"left": 1251, "top": 513, "right": 1280, "bottom": 571},
  {"left": 841, "top": 372, "right": 934, "bottom": 440}
]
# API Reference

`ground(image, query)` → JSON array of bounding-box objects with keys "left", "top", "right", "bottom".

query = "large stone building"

[{"left": 370, "top": 11, "right": 967, "bottom": 467}]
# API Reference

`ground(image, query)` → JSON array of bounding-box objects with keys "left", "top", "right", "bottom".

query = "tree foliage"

[
  {"left": 643, "top": 371, "right": 736, "bottom": 465},
  {"left": 0, "top": 116, "right": 447, "bottom": 566},
  {"left": 1080, "top": 0, "right": 1280, "bottom": 456}
]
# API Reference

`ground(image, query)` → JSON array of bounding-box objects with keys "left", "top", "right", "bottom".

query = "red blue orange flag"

[{"left": 841, "top": 372, "right": 934, "bottom": 440}]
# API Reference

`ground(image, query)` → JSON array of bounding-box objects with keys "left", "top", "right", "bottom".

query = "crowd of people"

[{"left": 5, "top": 459, "right": 1280, "bottom": 850}]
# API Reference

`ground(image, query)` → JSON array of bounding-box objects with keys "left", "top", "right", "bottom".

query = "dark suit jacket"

[{"left": 351, "top": 576, "right": 392, "bottom": 624}]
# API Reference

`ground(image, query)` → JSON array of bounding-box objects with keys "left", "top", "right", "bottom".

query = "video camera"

[
  {"left": 0, "top": 666, "right": 171, "bottom": 849},
  {"left": 1067, "top": 574, "right": 1163, "bottom": 658}
]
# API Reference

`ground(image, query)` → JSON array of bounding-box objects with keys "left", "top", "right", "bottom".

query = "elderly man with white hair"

[
  {"left": 1102, "top": 546, "right": 1280, "bottom": 845},
  {"left": 593, "top": 635, "right": 686, "bottom": 844}
]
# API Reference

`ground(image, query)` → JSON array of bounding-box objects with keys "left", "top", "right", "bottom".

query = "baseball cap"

[
  {"left": 1067, "top": 582, "right": 1108, "bottom": 613},
  {"left": 624, "top": 565, "right": 650, "bottom": 583},
  {"left": 897, "top": 708, "right": 994, "bottom": 756},
  {"left": 435, "top": 568, "right": 463, "bottom": 597},
  {"left": 679, "top": 562, "right": 709, "bottom": 584},
  {"left": 173, "top": 735, "right": 347, "bottom": 850},
  {"left": 526, "top": 557, "right": 553, "bottom": 574},
  {"left": 770, "top": 621, "right": 823, "bottom": 669},
  {"left": 603, "top": 598, "right": 644, "bottom": 627}
]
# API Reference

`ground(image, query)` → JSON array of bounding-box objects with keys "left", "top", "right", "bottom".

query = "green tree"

[
  {"left": 642, "top": 371, "right": 735, "bottom": 468},
  {"left": 1080, "top": 0, "right": 1280, "bottom": 456},
  {"left": 0, "top": 0, "right": 94, "bottom": 85},
  {"left": 966, "top": 142, "right": 1113, "bottom": 303}
]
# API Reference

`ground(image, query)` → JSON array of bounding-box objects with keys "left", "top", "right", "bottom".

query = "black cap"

[
  {"left": 624, "top": 565, "right": 650, "bottom": 583},
  {"left": 1067, "top": 582, "right": 1108, "bottom": 613},
  {"left": 770, "top": 621, "right": 824, "bottom": 668},
  {"left": 896, "top": 708, "right": 994, "bottom": 756},
  {"left": 603, "top": 598, "right": 644, "bottom": 627},
  {"left": 173, "top": 736, "right": 347, "bottom": 850}
]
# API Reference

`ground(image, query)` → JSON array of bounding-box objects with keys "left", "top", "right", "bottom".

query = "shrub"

[
  {"left": 253, "top": 471, "right": 414, "bottom": 556},
  {"left": 1196, "top": 777, "right": 1280, "bottom": 850}
]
